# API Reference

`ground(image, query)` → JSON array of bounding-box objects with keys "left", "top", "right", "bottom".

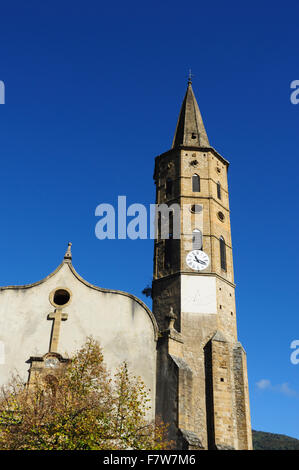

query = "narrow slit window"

[
  {"left": 192, "top": 229, "right": 203, "bottom": 250},
  {"left": 157, "top": 212, "right": 161, "bottom": 240},
  {"left": 164, "top": 239, "right": 172, "bottom": 268},
  {"left": 220, "top": 236, "right": 227, "bottom": 271},
  {"left": 192, "top": 174, "right": 200, "bottom": 192},
  {"left": 166, "top": 179, "right": 173, "bottom": 197},
  {"left": 169, "top": 211, "right": 173, "bottom": 239},
  {"left": 217, "top": 181, "right": 221, "bottom": 200}
]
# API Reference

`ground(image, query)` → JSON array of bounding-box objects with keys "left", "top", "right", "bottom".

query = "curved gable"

[{"left": 0, "top": 258, "right": 157, "bottom": 418}]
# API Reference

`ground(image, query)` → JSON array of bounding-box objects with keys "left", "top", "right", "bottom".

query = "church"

[{"left": 0, "top": 79, "right": 252, "bottom": 450}]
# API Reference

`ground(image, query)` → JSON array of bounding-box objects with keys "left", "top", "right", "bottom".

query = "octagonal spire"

[{"left": 172, "top": 81, "right": 210, "bottom": 149}]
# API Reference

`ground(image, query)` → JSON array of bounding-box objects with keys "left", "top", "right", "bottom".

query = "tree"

[{"left": 0, "top": 338, "right": 171, "bottom": 450}]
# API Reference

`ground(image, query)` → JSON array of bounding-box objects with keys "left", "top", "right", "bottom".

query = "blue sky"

[{"left": 0, "top": 1, "right": 298, "bottom": 439}]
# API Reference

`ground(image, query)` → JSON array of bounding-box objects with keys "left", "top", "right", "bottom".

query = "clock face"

[
  {"left": 45, "top": 357, "right": 59, "bottom": 368},
  {"left": 186, "top": 250, "right": 210, "bottom": 271}
]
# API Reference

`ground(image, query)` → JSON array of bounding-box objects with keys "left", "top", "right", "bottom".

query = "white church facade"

[{"left": 0, "top": 244, "right": 158, "bottom": 422}]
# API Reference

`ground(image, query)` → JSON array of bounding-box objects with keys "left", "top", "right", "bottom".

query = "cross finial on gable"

[{"left": 64, "top": 242, "right": 72, "bottom": 262}]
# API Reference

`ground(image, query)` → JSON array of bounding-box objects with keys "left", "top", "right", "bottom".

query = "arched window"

[
  {"left": 217, "top": 181, "right": 221, "bottom": 200},
  {"left": 220, "top": 236, "right": 226, "bottom": 271},
  {"left": 192, "top": 174, "right": 200, "bottom": 192},
  {"left": 192, "top": 229, "right": 203, "bottom": 250}
]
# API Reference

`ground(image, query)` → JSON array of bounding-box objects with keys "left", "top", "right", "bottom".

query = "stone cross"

[{"left": 48, "top": 308, "right": 68, "bottom": 353}]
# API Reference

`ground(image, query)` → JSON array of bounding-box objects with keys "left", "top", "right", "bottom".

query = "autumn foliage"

[{"left": 0, "top": 338, "right": 171, "bottom": 450}]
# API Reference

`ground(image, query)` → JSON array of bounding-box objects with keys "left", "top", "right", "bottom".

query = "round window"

[
  {"left": 50, "top": 288, "right": 71, "bottom": 307},
  {"left": 217, "top": 211, "right": 225, "bottom": 222}
]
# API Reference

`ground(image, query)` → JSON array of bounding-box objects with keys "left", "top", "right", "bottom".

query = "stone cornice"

[
  {"left": 154, "top": 146, "right": 230, "bottom": 167},
  {"left": 155, "top": 233, "right": 233, "bottom": 250},
  {"left": 152, "top": 271, "right": 236, "bottom": 289}
]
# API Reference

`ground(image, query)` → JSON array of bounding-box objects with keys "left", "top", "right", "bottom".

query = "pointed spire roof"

[{"left": 172, "top": 79, "right": 210, "bottom": 149}]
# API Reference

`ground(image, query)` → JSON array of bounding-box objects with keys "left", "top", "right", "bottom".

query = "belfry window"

[
  {"left": 217, "top": 181, "right": 221, "bottom": 200},
  {"left": 192, "top": 229, "right": 203, "bottom": 250},
  {"left": 220, "top": 236, "right": 227, "bottom": 271},
  {"left": 192, "top": 174, "right": 200, "bottom": 192}
]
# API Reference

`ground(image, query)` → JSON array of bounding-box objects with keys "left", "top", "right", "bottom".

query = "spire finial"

[
  {"left": 64, "top": 242, "right": 72, "bottom": 262},
  {"left": 188, "top": 68, "right": 194, "bottom": 86},
  {"left": 172, "top": 73, "right": 210, "bottom": 149}
]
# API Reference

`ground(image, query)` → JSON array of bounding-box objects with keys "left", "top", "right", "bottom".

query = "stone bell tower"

[{"left": 152, "top": 78, "right": 252, "bottom": 450}]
